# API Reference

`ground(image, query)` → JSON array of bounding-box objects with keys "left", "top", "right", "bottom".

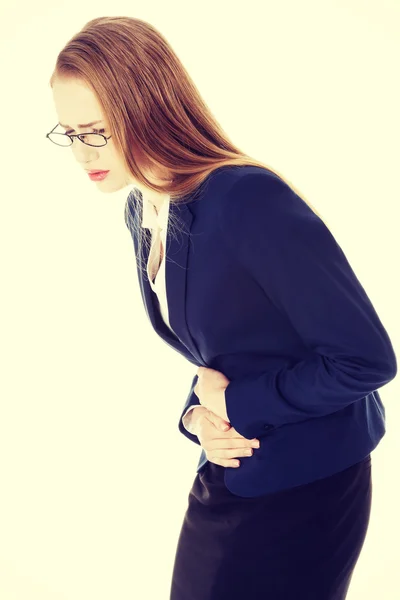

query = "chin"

[{"left": 96, "top": 178, "right": 128, "bottom": 193}]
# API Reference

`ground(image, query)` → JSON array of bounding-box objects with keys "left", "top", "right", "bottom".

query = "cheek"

[{"left": 107, "top": 149, "right": 126, "bottom": 170}]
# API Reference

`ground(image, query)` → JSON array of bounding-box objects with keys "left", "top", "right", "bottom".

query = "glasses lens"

[
  {"left": 47, "top": 133, "right": 107, "bottom": 147},
  {"left": 78, "top": 134, "right": 107, "bottom": 147},
  {"left": 48, "top": 133, "right": 72, "bottom": 146}
]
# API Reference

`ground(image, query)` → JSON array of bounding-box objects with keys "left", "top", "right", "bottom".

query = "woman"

[{"left": 46, "top": 16, "right": 397, "bottom": 600}]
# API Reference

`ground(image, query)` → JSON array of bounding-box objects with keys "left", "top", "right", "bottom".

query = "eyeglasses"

[{"left": 46, "top": 124, "right": 112, "bottom": 147}]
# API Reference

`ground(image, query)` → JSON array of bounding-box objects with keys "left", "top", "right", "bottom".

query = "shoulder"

[
  {"left": 210, "top": 165, "right": 286, "bottom": 196},
  {"left": 217, "top": 165, "right": 313, "bottom": 226}
]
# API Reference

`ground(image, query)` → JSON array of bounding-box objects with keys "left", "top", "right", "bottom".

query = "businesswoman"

[{"left": 47, "top": 16, "right": 397, "bottom": 600}]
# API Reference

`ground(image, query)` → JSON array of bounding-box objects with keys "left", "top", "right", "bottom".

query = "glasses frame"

[{"left": 45, "top": 124, "right": 112, "bottom": 147}]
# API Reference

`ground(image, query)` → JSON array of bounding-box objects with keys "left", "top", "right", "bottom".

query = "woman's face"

[{"left": 51, "top": 78, "right": 171, "bottom": 194}]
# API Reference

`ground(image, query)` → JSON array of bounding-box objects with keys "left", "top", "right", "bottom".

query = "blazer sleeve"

[{"left": 217, "top": 171, "right": 397, "bottom": 440}]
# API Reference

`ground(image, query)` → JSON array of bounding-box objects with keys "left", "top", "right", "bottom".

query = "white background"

[{"left": 0, "top": 1, "right": 399, "bottom": 598}]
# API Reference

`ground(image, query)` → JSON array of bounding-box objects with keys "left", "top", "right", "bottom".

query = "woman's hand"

[
  {"left": 194, "top": 367, "right": 230, "bottom": 423},
  {"left": 195, "top": 410, "right": 260, "bottom": 469}
]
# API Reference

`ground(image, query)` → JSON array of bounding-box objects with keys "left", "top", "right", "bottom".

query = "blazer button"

[{"left": 264, "top": 424, "right": 273, "bottom": 430}]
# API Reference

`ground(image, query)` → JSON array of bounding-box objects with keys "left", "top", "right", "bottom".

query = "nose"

[{"left": 72, "top": 139, "right": 100, "bottom": 163}]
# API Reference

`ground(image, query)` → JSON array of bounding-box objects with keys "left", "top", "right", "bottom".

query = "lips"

[{"left": 87, "top": 170, "right": 108, "bottom": 174}]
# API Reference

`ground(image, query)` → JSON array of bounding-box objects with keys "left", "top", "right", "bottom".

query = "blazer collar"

[{"left": 127, "top": 188, "right": 205, "bottom": 366}]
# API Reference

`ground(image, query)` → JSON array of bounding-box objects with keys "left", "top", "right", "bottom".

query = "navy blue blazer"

[{"left": 124, "top": 165, "right": 397, "bottom": 497}]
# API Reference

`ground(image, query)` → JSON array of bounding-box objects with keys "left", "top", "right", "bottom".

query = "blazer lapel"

[{"left": 132, "top": 197, "right": 205, "bottom": 366}]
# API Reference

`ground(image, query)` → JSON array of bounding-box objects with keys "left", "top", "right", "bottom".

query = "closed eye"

[{"left": 65, "top": 128, "right": 106, "bottom": 135}]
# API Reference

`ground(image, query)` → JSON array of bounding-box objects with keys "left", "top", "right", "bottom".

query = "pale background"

[{"left": 0, "top": 1, "right": 399, "bottom": 598}]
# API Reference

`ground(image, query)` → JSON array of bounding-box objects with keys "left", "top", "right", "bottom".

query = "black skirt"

[{"left": 170, "top": 455, "right": 372, "bottom": 600}]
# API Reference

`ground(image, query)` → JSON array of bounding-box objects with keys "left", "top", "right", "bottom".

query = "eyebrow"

[{"left": 58, "top": 120, "right": 103, "bottom": 129}]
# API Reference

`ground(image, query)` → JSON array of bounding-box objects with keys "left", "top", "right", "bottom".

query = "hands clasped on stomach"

[{"left": 191, "top": 407, "right": 260, "bottom": 468}]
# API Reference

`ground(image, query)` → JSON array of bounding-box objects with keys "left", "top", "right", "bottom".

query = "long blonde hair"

[{"left": 49, "top": 16, "right": 327, "bottom": 274}]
